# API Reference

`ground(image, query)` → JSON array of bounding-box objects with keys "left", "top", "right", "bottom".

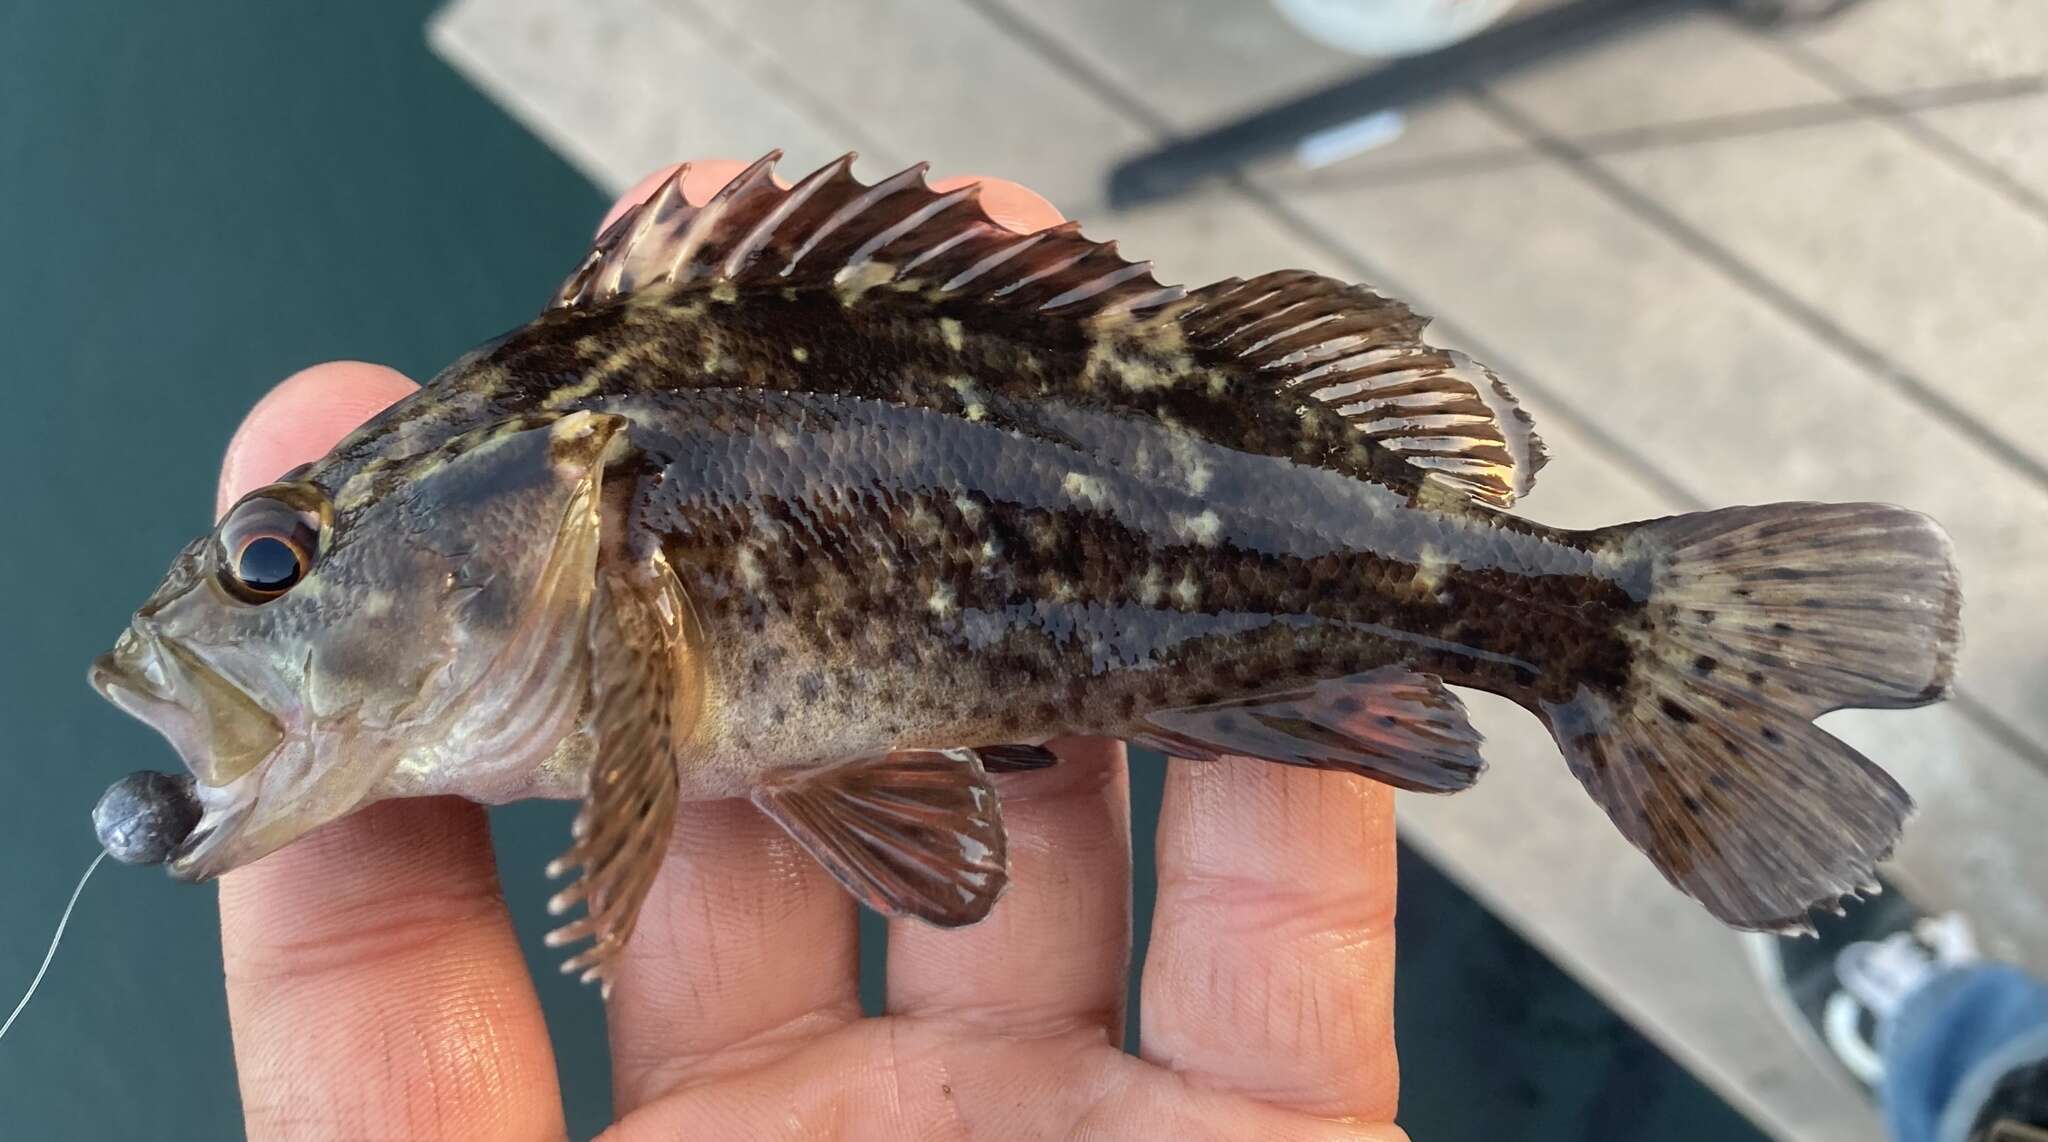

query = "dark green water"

[{"left": 0, "top": 3, "right": 1763, "bottom": 1138}]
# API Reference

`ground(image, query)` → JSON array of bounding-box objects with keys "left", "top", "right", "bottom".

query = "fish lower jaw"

[{"left": 164, "top": 772, "right": 263, "bottom": 882}]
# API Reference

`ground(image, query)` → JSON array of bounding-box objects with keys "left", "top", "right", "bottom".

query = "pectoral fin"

[
  {"left": 544, "top": 554, "right": 693, "bottom": 994},
  {"left": 752, "top": 748, "right": 1009, "bottom": 927}
]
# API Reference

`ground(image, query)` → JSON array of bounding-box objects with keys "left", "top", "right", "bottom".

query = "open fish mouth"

[
  {"left": 91, "top": 627, "right": 284, "bottom": 783},
  {"left": 89, "top": 626, "right": 281, "bottom": 877},
  {"left": 162, "top": 778, "right": 259, "bottom": 881}
]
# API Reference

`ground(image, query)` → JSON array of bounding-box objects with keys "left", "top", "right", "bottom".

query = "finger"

[
  {"left": 609, "top": 1019, "right": 1409, "bottom": 1141},
  {"left": 597, "top": 159, "right": 762, "bottom": 235},
  {"left": 605, "top": 799, "right": 863, "bottom": 1111},
  {"left": 887, "top": 737, "right": 1132, "bottom": 1039},
  {"left": 930, "top": 173, "right": 1065, "bottom": 233},
  {"left": 222, "top": 801, "right": 566, "bottom": 1140},
  {"left": 881, "top": 176, "right": 1100, "bottom": 1036},
  {"left": 214, "top": 364, "right": 564, "bottom": 1140},
  {"left": 1140, "top": 759, "right": 1400, "bottom": 1121},
  {"left": 217, "top": 361, "right": 418, "bottom": 515},
  {"left": 597, "top": 161, "right": 862, "bottom": 1110}
]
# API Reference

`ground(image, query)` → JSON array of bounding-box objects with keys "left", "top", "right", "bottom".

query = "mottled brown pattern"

[
  {"left": 92, "top": 154, "right": 1962, "bottom": 959},
  {"left": 289, "top": 274, "right": 1642, "bottom": 803}
]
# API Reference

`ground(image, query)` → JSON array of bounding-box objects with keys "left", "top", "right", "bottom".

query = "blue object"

[{"left": 1883, "top": 964, "right": 2048, "bottom": 1142}]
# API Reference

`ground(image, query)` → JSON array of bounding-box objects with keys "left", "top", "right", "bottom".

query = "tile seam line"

[
  {"left": 1741, "top": 21, "right": 2048, "bottom": 227},
  {"left": 598, "top": 0, "right": 2039, "bottom": 777},
  {"left": 623, "top": 0, "right": 2047, "bottom": 775},
  {"left": 1462, "top": 85, "right": 2048, "bottom": 493},
  {"left": 960, "top": 0, "right": 2048, "bottom": 774},
  {"left": 1465, "top": 85, "right": 2048, "bottom": 774},
  {"left": 1269, "top": 73, "right": 2043, "bottom": 194},
  {"left": 953, "top": 0, "right": 1691, "bottom": 490},
  {"left": 1227, "top": 171, "right": 2048, "bottom": 791},
  {"left": 955, "top": 0, "right": 2034, "bottom": 495},
  {"left": 959, "top": 0, "right": 2048, "bottom": 531},
  {"left": 1546, "top": 74, "right": 2044, "bottom": 162},
  {"left": 1226, "top": 170, "right": 1707, "bottom": 510},
  {"left": 962, "top": 0, "right": 2048, "bottom": 502},
  {"left": 662, "top": 0, "right": 901, "bottom": 168}
]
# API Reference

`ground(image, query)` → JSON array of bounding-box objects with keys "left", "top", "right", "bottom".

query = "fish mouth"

[
  {"left": 90, "top": 626, "right": 283, "bottom": 877},
  {"left": 163, "top": 778, "right": 259, "bottom": 881},
  {"left": 91, "top": 627, "right": 285, "bottom": 784}
]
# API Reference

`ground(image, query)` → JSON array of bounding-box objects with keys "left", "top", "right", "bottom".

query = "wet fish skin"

[
  {"left": 93, "top": 403, "right": 620, "bottom": 881},
  {"left": 446, "top": 290, "right": 1634, "bottom": 791},
  {"left": 90, "top": 153, "right": 1960, "bottom": 988}
]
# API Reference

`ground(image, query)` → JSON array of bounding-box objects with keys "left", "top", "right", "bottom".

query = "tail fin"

[{"left": 1543, "top": 503, "right": 1961, "bottom": 932}]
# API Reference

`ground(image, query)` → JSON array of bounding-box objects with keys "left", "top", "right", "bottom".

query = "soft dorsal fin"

[
  {"left": 1177, "top": 271, "right": 1546, "bottom": 507},
  {"left": 552, "top": 152, "right": 1544, "bottom": 506}
]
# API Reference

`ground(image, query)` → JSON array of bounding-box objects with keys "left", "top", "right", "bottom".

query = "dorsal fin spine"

[
  {"left": 787, "top": 162, "right": 927, "bottom": 272},
  {"left": 845, "top": 184, "right": 976, "bottom": 271},
  {"left": 666, "top": 153, "right": 778, "bottom": 278},
  {"left": 993, "top": 246, "right": 1091, "bottom": 298},
  {"left": 897, "top": 225, "right": 980, "bottom": 274},
  {"left": 941, "top": 226, "right": 1060, "bottom": 292},
  {"left": 1042, "top": 261, "right": 1156, "bottom": 311},
  {"left": 722, "top": 158, "right": 831, "bottom": 278}
]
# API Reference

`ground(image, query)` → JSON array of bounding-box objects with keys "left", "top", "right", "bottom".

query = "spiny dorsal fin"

[
  {"left": 1178, "top": 271, "right": 1547, "bottom": 507},
  {"left": 550, "top": 150, "right": 1186, "bottom": 317},
  {"left": 552, "top": 153, "right": 1543, "bottom": 507}
]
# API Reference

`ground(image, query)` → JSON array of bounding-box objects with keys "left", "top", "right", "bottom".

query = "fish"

[{"left": 89, "top": 152, "right": 1962, "bottom": 988}]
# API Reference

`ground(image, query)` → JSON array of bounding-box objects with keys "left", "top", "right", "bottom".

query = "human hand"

[{"left": 213, "top": 160, "right": 1405, "bottom": 1141}]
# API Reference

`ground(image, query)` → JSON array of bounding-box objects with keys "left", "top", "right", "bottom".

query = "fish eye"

[
  {"left": 235, "top": 536, "right": 304, "bottom": 593},
  {"left": 216, "top": 488, "right": 324, "bottom": 604}
]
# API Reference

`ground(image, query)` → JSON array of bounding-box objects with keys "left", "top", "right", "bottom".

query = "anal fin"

[
  {"left": 1140, "top": 666, "right": 1485, "bottom": 793},
  {"left": 753, "top": 748, "right": 1009, "bottom": 927}
]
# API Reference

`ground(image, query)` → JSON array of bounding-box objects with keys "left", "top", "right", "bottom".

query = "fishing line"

[{"left": 0, "top": 851, "right": 107, "bottom": 1044}]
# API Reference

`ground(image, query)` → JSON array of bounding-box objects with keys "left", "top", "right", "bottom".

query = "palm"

[
  {"left": 211, "top": 164, "right": 1405, "bottom": 1142},
  {"left": 611, "top": 1009, "right": 1391, "bottom": 1140},
  {"left": 225, "top": 745, "right": 1402, "bottom": 1140},
  {"left": 596, "top": 752, "right": 1401, "bottom": 1141}
]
